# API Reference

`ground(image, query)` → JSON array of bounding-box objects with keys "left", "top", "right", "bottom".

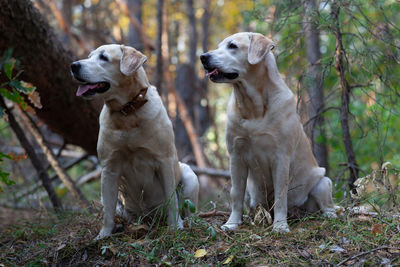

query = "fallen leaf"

[
  {"left": 109, "top": 246, "right": 117, "bottom": 255},
  {"left": 194, "top": 248, "right": 207, "bottom": 258},
  {"left": 215, "top": 242, "right": 231, "bottom": 253},
  {"left": 388, "top": 248, "right": 400, "bottom": 253},
  {"left": 127, "top": 224, "right": 149, "bottom": 238},
  {"left": 56, "top": 243, "right": 66, "bottom": 251},
  {"left": 329, "top": 245, "right": 346, "bottom": 253},
  {"left": 371, "top": 224, "right": 384, "bottom": 235},
  {"left": 298, "top": 250, "right": 311, "bottom": 259},
  {"left": 223, "top": 255, "right": 234, "bottom": 265},
  {"left": 339, "top": 236, "right": 350, "bottom": 245},
  {"left": 81, "top": 250, "right": 88, "bottom": 261},
  {"left": 381, "top": 257, "right": 391, "bottom": 266},
  {"left": 253, "top": 205, "right": 272, "bottom": 226},
  {"left": 249, "top": 234, "right": 262, "bottom": 241},
  {"left": 335, "top": 206, "right": 345, "bottom": 216}
]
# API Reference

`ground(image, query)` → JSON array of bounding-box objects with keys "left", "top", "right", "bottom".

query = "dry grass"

[{"left": 0, "top": 205, "right": 399, "bottom": 266}]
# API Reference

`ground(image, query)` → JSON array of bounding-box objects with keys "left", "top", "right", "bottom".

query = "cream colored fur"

[
  {"left": 71, "top": 44, "right": 199, "bottom": 240},
  {"left": 201, "top": 33, "right": 336, "bottom": 233}
]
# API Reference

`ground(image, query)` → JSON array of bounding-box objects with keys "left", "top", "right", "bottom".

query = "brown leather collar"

[{"left": 119, "top": 87, "right": 148, "bottom": 116}]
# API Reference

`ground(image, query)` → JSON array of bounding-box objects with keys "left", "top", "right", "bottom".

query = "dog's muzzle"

[
  {"left": 70, "top": 61, "right": 111, "bottom": 97},
  {"left": 200, "top": 53, "right": 239, "bottom": 82},
  {"left": 70, "top": 62, "right": 81, "bottom": 76}
]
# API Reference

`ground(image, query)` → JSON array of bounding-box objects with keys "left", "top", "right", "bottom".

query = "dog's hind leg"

[
  {"left": 306, "top": 176, "right": 337, "bottom": 218},
  {"left": 179, "top": 162, "right": 199, "bottom": 216},
  {"left": 160, "top": 159, "right": 184, "bottom": 229}
]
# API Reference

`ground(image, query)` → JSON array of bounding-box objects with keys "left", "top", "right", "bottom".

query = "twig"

[
  {"left": 337, "top": 246, "right": 389, "bottom": 266},
  {"left": 350, "top": 83, "right": 372, "bottom": 89},
  {"left": 76, "top": 168, "right": 101, "bottom": 186},
  {"left": 189, "top": 165, "right": 230, "bottom": 179},
  {"left": 198, "top": 210, "right": 230, "bottom": 218}
]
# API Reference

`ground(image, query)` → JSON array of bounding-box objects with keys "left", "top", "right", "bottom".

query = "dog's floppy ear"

[
  {"left": 120, "top": 45, "right": 147, "bottom": 76},
  {"left": 248, "top": 34, "right": 275, "bottom": 65}
]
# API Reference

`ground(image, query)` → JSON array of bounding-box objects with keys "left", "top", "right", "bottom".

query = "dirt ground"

[{"left": 0, "top": 207, "right": 42, "bottom": 230}]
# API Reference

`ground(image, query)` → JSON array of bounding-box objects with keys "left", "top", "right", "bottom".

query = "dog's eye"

[
  {"left": 99, "top": 54, "right": 109, "bottom": 61},
  {"left": 228, "top": 43, "right": 238, "bottom": 49}
]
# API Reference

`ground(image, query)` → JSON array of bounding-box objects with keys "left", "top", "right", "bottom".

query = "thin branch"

[
  {"left": 350, "top": 83, "right": 372, "bottom": 89},
  {"left": 189, "top": 165, "right": 230, "bottom": 179},
  {"left": 303, "top": 106, "right": 341, "bottom": 128},
  {"left": 198, "top": 210, "right": 230, "bottom": 218},
  {"left": 337, "top": 246, "right": 390, "bottom": 266}
]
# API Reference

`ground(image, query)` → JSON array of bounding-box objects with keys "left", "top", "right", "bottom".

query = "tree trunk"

[
  {"left": 127, "top": 0, "right": 143, "bottom": 52},
  {"left": 174, "top": 0, "right": 211, "bottom": 161},
  {"left": 187, "top": 0, "right": 197, "bottom": 70},
  {"left": 302, "top": 0, "right": 329, "bottom": 173},
  {"left": 61, "top": 0, "right": 73, "bottom": 27},
  {"left": 201, "top": 0, "right": 211, "bottom": 54},
  {"left": 331, "top": 1, "right": 359, "bottom": 191},
  {"left": 154, "top": 0, "right": 164, "bottom": 95},
  {"left": 0, "top": 0, "right": 99, "bottom": 155}
]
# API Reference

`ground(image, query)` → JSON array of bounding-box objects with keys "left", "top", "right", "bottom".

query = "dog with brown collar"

[{"left": 71, "top": 44, "right": 199, "bottom": 240}]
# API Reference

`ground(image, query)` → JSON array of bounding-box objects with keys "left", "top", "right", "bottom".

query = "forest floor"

[{"left": 0, "top": 205, "right": 399, "bottom": 266}]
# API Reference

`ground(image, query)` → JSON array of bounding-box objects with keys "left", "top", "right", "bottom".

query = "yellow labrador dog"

[
  {"left": 200, "top": 32, "right": 336, "bottom": 233},
  {"left": 71, "top": 44, "right": 199, "bottom": 240}
]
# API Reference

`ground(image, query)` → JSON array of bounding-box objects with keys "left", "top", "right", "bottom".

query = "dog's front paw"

[
  {"left": 177, "top": 217, "right": 184, "bottom": 230},
  {"left": 168, "top": 216, "right": 184, "bottom": 230},
  {"left": 272, "top": 221, "right": 290, "bottom": 233},
  {"left": 221, "top": 222, "right": 240, "bottom": 231},
  {"left": 94, "top": 227, "right": 113, "bottom": 240},
  {"left": 322, "top": 208, "right": 338, "bottom": 219}
]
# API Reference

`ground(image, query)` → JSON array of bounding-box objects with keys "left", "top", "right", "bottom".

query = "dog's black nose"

[
  {"left": 70, "top": 62, "right": 81, "bottom": 75},
  {"left": 200, "top": 53, "right": 210, "bottom": 64}
]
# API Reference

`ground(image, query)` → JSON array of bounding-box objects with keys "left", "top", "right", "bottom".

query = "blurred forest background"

[{"left": 0, "top": 0, "right": 399, "bottom": 211}]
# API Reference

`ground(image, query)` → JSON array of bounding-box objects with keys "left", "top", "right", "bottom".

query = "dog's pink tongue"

[
  {"left": 206, "top": 68, "right": 218, "bottom": 76},
  {"left": 76, "top": 84, "right": 97, "bottom": 96}
]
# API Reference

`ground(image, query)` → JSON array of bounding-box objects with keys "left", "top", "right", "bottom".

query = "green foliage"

[
  {"left": 0, "top": 48, "right": 37, "bottom": 191},
  {"left": 183, "top": 199, "right": 196, "bottom": 214},
  {"left": 0, "top": 48, "right": 36, "bottom": 109}
]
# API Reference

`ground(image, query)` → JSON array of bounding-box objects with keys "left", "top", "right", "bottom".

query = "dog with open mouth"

[
  {"left": 201, "top": 32, "right": 336, "bottom": 233},
  {"left": 71, "top": 44, "right": 199, "bottom": 240}
]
